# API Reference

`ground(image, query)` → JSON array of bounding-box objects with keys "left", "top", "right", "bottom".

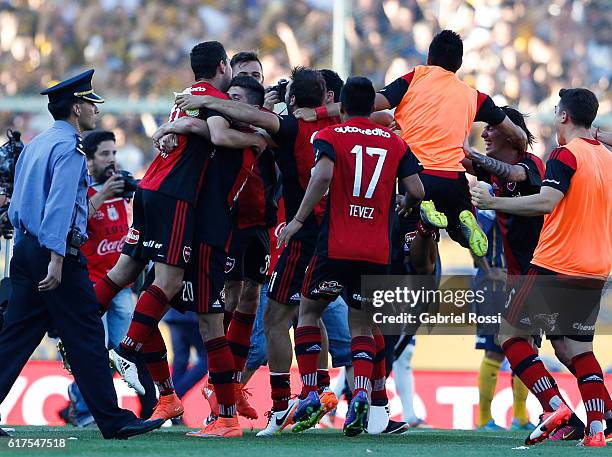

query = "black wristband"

[{"left": 294, "top": 216, "right": 305, "bottom": 225}]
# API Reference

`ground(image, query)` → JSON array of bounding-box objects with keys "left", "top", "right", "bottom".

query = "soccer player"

[
  {"left": 176, "top": 67, "right": 341, "bottom": 436},
  {"left": 471, "top": 88, "right": 612, "bottom": 447},
  {"left": 462, "top": 107, "right": 543, "bottom": 432},
  {"left": 295, "top": 30, "right": 528, "bottom": 272},
  {"left": 154, "top": 74, "right": 275, "bottom": 435},
  {"left": 278, "top": 76, "right": 424, "bottom": 436},
  {"left": 95, "top": 41, "right": 266, "bottom": 429}
]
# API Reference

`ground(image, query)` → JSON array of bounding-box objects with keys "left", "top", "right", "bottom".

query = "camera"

[
  {"left": 266, "top": 79, "right": 289, "bottom": 102},
  {"left": 0, "top": 130, "right": 24, "bottom": 239},
  {"left": 117, "top": 170, "right": 139, "bottom": 199},
  {"left": 0, "top": 130, "right": 24, "bottom": 198}
]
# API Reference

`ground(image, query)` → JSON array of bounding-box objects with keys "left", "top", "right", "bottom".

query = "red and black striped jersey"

[
  {"left": 139, "top": 81, "right": 228, "bottom": 205},
  {"left": 313, "top": 117, "right": 422, "bottom": 264},
  {"left": 234, "top": 148, "right": 278, "bottom": 230},
  {"left": 270, "top": 114, "right": 339, "bottom": 240}
]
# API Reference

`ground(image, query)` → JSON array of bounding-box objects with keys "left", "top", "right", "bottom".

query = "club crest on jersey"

[
  {"left": 225, "top": 257, "right": 236, "bottom": 274},
  {"left": 313, "top": 280, "right": 343, "bottom": 295},
  {"left": 183, "top": 246, "right": 192, "bottom": 263},
  {"left": 126, "top": 228, "right": 140, "bottom": 244},
  {"left": 404, "top": 230, "right": 417, "bottom": 250},
  {"left": 107, "top": 205, "right": 119, "bottom": 221},
  {"left": 507, "top": 182, "right": 517, "bottom": 192}
]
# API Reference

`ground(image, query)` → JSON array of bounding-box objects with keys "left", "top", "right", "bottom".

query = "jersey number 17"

[{"left": 350, "top": 145, "right": 387, "bottom": 198}]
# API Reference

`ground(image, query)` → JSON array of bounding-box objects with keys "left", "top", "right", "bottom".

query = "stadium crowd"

[{"left": 0, "top": 0, "right": 610, "bottom": 169}]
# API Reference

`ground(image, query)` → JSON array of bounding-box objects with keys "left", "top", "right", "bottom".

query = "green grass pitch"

[{"left": 0, "top": 427, "right": 603, "bottom": 456}]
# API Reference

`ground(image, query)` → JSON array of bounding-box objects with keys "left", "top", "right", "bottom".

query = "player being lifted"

[
  {"left": 277, "top": 77, "right": 425, "bottom": 436},
  {"left": 295, "top": 30, "right": 528, "bottom": 274}
]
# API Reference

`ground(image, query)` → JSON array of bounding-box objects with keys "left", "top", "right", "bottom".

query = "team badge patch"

[
  {"left": 126, "top": 228, "right": 140, "bottom": 244},
  {"left": 313, "top": 280, "right": 343, "bottom": 295},
  {"left": 225, "top": 257, "right": 236, "bottom": 274},
  {"left": 183, "top": 246, "right": 192, "bottom": 263}
]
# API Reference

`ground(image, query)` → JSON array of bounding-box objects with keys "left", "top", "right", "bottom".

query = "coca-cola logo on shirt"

[{"left": 97, "top": 236, "right": 126, "bottom": 256}]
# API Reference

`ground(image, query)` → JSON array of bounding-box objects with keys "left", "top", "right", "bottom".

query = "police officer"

[{"left": 0, "top": 70, "right": 163, "bottom": 439}]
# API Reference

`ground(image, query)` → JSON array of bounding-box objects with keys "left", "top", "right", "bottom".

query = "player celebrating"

[
  {"left": 277, "top": 77, "right": 424, "bottom": 436},
  {"left": 471, "top": 88, "right": 612, "bottom": 447},
  {"left": 295, "top": 30, "right": 527, "bottom": 272},
  {"left": 462, "top": 107, "right": 543, "bottom": 432},
  {"left": 176, "top": 67, "right": 340, "bottom": 435},
  {"left": 95, "top": 41, "right": 265, "bottom": 428}
]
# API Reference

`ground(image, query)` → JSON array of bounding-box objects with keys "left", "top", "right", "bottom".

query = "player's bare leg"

[
  {"left": 257, "top": 300, "right": 299, "bottom": 436},
  {"left": 223, "top": 280, "right": 243, "bottom": 314},
  {"left": 409, "top": 234, "right": 438, "bottom": 275}
]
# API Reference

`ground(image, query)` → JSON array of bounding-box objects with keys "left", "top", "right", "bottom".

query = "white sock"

[
  {"left": 590, "top": 420, "right": 604, "bottom": 435},
  {"left": 330, "top": 367, "right": 346, "bottom": 400},
  {"left": 393, "top": 341, "right": 417, "bottom": 423},
  {"left": 549, "top": 395, "right": 562, "bottom": 411}
]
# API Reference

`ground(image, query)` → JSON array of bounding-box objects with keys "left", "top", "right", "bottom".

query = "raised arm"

[
  {"left": 206, "top": 116, "right": 267, "bottom": 152},
  {"left": 495, "top": 116, "right": 528, "bottom": 152},
  {"left": 465, "top": 148, "right": 527, "bottom": 182},
  {"left": 175, "top": 95, "right": 280, "bottom": 134}
]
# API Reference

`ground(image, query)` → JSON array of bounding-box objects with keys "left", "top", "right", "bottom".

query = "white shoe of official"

[
  {"left": 109, "top": 349, "right": 145, "bottom": 396},
  {"left": 256, "top": 399, "right": 299, "bottom": 436},
  {"left": 366, "top": 404, "right": 390, "bottom": 435}
]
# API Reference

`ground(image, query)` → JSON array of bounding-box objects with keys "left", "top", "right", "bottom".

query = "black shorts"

[
  {"left": 123, "top": 188, "right": 194, "bottom": 268},
  {"left": 172, "top": 241, "right": 226, "bottom": 314},
  {"left": 301, "top": 254, "right": 388, "bottom": 309},
  {"left": 225, "top": 227, "right": 270, "bottom": 284},
  {"left": 504, "top": 265, "right": 605, "bottom": 342},
  {"left": 402, "top": 171, "right": 472, "bottom": 248},
  {"left": 267, "top": 237, "right": 315, "bottom": 306}
]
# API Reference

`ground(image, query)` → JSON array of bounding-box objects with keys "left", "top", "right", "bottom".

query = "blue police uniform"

[{"left": 0, "top": 70, "right": 162, "bottom": 439}]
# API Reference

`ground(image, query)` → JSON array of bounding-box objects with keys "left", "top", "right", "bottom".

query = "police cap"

[{"left": 40, "top": 69, "right": 104, "bottom": 104}]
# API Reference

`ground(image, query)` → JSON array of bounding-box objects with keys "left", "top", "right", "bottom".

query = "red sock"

[
  {"left": 295, "top": 326, "right": 321, "bottom": 397},
  {"left": 226, "top": 311, "right": 256, "bottom": 381},
  {"left": 317, "top": 369, "right": 330, "bottom": 392},
  {"left": 371, "top": 332, "right": 388, "bottom": 405},
  {"left": 121, "top": 285, "right": 168, "bottom": 352},
  {"left": 141, "top": 327, "right": 174, "bottom": 396},
  {"left": 95, "top": 275, "right": 122, "bottom": 311},
  {"left": 270, "top": 372, "right": 291, "bottom": 411},
  {"left": 571, "top": 360, "right": 612, "bottom": 419},
  {"left": 573, "top": 352, "right": 605, "bottom": 434},
  {"left": 502, "top": 338, "right": 564, "bottom": 412},
  {"left": 205, "top": 336, "right": 236, "bottom": 417},
  {"left": 352, "top": 336, "right": 376, "bottom": 396}
]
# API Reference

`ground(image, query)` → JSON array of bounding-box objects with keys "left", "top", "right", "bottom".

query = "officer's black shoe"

[
  {"left": 0, "top": 427, "right": 10, "bottom": 437},
  {"left": 111, "top": 418, "right": 164, "bottom": 440}
]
